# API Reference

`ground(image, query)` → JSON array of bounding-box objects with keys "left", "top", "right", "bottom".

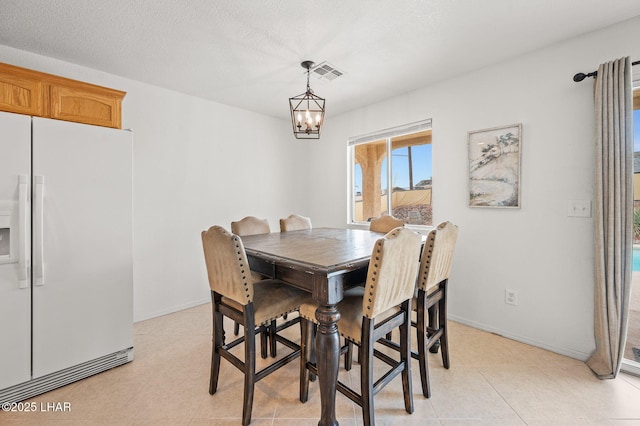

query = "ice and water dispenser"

[{"left": 0, "top": 208, "right": 15, "bottom": 263}]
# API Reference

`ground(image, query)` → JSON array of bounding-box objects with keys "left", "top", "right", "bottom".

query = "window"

[{"left": 348, "top": 119, "right": 432, "bottom": 227}]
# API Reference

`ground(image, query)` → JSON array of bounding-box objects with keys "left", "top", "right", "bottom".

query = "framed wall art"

[{"left": 468, "top": 123, "right": 522, "bottom": 208}]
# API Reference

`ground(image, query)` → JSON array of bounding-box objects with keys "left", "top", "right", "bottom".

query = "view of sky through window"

[
  {"left": 354, "top": 144, "right": 432, "bottom": 193},
  {"left": 635, "top": 109, "right": 640, "bottom": 152}
]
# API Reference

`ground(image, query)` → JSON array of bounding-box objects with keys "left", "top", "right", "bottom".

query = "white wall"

[
  {"left": 307, "top": 16, "right": 640, "bottom": 360},
  {"left": 0, "top": 45, "right": 309, "bottom": 322},
  {"left": 2, "top": 14, "right": 639, "bottom": 359}
]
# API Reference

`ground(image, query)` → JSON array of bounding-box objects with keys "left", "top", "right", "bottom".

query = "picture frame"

[{"left": 468, "top": 123, "right": 522, "bottom": 208}]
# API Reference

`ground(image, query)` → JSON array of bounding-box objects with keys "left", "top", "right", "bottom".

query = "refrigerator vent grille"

[{"left": 0, "top": 348, "right": 133, "bottom": 404}]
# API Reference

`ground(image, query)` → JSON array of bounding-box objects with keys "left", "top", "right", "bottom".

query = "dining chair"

[
  {"left": 279, "top": 214, "right": 312, "bottom": 232},
  {"left": 342, "top": 213, "right": 406, "bottom": 370},
  {"left": 230, "top": 216, "right": 271, "bottom": 340},
  {"left": 369, "top": 213, "right": 404, "bottom": 233},
  {"left": 379, "top": 221, "right": 458, "bottom": 398},
  {"left": 299, "top": 227, "right": 422, "bottom": 426},
  {"left": 201, "top": 225, "right": 311, "bottom": 426},
  {"left": 231, "top": 215, "right": 270, "bottom": 238}
]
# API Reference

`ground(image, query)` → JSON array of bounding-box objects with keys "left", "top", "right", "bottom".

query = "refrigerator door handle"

[
  {"left": 34, "top": 175, "right": 45, "bottom": 286},
  {"left": 18, "top": 175, "right": 30, "bottom": 288}
]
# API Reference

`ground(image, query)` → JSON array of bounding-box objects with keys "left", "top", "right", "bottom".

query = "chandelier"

[{"left": 289, "top": 60, "right": 326, "bottom": 139}]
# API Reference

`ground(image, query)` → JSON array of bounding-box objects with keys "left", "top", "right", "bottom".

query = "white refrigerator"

[{"left": 0, "top": 111, "right": 133, "bottom": 403}]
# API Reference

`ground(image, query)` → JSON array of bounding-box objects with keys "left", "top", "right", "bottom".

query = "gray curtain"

[{"left": 587, "top": 57, "right": 634, "bottom": 379}]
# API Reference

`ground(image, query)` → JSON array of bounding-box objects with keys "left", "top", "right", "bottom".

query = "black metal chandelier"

[{"left": 289, "top": 60, "right": 325, "bottom": 139}]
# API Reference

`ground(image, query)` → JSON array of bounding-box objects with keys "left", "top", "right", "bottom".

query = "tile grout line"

[{"left": 476, "top": 366, "right": 529, "bottom": 425}]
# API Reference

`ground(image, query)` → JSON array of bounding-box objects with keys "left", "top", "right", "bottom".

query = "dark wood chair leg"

[
  {"left": 269, "top": 319, "right": 277, "bottom": 357},
  {"left": 439, "top": 281, "right": 450, "bottom": 369},
  {"left": 400, "top": 301, "right": 414, "bottom": 414},
  {"left": 260, "top": 327, "right": 268, "bottom": 359},
  {"left": 428, "top": 303, "right": 440, "bottom": 354},
  {"left": 416, "top": 291, "right": 431, "bottom": 398},
  {"left": 210, "top": 296, "right": 223, "bottom": 395},
  {"left": 361, "top": 319, "right": 375, "bottom": 426},
  {"left": 234, "top": 320, "right": 240, "bottom": 336},
  {"left": 310, "top": 325, "right": 317, "bottom": 382},
  {"left": 344, "top": 338, "right": 362, "bottom": 370},
  {"left": 345, "top": 340, "right": 353, "bottom": 371},
  {"left": 300, "top": 318, "right": 313, "bottom": 402},
  {"left": 242, "top": 310, "right": 256, "bottom": 426}
]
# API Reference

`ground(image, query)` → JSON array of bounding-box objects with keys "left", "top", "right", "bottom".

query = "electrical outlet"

[
  {"left": 505, "top": 289, "right": 518, "bottom": 306},
  {"left": 568, "top": 200, "right": 592, "bottom": 218}
]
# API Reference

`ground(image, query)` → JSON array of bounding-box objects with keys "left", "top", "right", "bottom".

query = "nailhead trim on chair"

[
  {"left": 364, "top": 241, "right": 381, "bottom": 314},
  {"left": 419, "top": 231, "right": 436, "bottom": 291},
  {"left": 257, "top": 308, "right": 300, "bottom": 327},
  {"left": 233, "top": 236, "right": 252, "bottom": 301}
]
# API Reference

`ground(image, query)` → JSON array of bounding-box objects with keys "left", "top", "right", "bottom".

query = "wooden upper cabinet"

[
  {"left": 49, "top": 82, "right": 123, "bottom": 128},
  {"left": 0, "top": 67, "right": 45, "bottom": 116},
  {"left": 0, "top": 62, "right": 125, "bottom": 129}
]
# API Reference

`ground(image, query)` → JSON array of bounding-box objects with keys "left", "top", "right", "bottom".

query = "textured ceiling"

[{"left": 1, "top": 0, "right": 640, "bottom": 120}]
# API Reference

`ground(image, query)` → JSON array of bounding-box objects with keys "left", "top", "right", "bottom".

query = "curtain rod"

[{"left": 573, "top": 60, "right": 639, "bottom": 82}]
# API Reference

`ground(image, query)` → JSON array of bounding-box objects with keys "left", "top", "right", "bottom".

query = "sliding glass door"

[{"left": 624, "top": 86, "right": 640, "bottom": 375}]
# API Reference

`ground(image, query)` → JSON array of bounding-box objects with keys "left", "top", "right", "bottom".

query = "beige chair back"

[
  {"left": 201, "top": 225, "right": 253, "bottom": 305},
  {"left": 369, "top": 214, "right": 404, "bottom": 233},
  {"left": 418, "top": 221, "right": 458, "bottom": 292},
  {"left": 231, "top": 216, "right": 270, "bottom": 236},
  {"left": 363, "top": 227, "right": 421, "bottom": 319},
  {"left": 279, "top": 214, "right": 312, "bottom": 232}
]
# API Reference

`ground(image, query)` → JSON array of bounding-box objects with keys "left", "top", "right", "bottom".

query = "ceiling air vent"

[{"left": 310, "top": 62, "right": 343, "bottom": 82}]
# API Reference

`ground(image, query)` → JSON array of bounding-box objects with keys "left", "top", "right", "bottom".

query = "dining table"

[{"left": 241, "top": 227, "right": 384, "bottom": 426}]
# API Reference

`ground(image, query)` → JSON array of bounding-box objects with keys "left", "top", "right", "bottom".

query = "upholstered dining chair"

[
  {"left": 379, "top": 221, "right": 458, "bottom": 398},
  {"left": 231, "top": 215, "right": 270, "bottom": 238},
  {"left": 279, "top": 214, "right": 312, "bottom": 232},
  {"left": 201, "top": 225, "right": 311, "bottom": 426},
  {"left": 299, "top": 227, "right": 422, "bottom": 426},
  {"left": 341, "top": 213, "right": 406, "bottom": 370},
  {"left": 369, "top": 213, "right": 404, "bottom": 233},
  {"left": 230, "top": 216, "right": 271, "bottom": 339}
]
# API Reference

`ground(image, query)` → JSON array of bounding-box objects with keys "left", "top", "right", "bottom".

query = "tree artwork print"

[{"left": 468, "top": 124, "right": 522, "bottom": 208}]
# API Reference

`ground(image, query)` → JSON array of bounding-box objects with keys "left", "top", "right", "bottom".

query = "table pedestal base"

[{"left": 315, "top": 303, "right": 340, "bottom": 426}]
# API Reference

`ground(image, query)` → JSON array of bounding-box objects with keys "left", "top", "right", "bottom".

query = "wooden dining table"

[{"left": 241, "top": 227, "right": 384, "bottom": 426}]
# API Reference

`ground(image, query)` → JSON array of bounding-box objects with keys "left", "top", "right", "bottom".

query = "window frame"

[{"left": 347, "top": 119, "right": 433, "bottom": 228}]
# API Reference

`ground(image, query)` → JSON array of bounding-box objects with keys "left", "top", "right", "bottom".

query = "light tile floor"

[{"left": 2, "top": 302, "right": 640, "bottom": 425}]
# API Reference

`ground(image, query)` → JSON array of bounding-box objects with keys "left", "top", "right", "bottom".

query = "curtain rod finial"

[{"left": 573, "top": 72, "right": 587, "bottom": 82}]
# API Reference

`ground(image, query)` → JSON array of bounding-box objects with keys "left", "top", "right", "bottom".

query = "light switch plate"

[{"left": 568, "top": 200, "right": 592, "bottom": 218}]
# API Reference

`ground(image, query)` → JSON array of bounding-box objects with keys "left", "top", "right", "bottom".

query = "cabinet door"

[
  {"left": 31, "top": 117, "right": 132, "bottom": 378},
  {"left": 49, "top": 83, "right": 123, "bottom": 129},
  {"left": 0, "top": 112, "right": 31, "bottom": 389},
  {"left": 0, "top": 67, "right": 44, "bottom": 116}
]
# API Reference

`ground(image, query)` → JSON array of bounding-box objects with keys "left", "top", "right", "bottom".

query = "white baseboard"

[
  {"left": 134, "top": 297, "right": 210, "bottom": 323},
  {"left": 449, "top": 314, "right": 592, "bottom": 361}
]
